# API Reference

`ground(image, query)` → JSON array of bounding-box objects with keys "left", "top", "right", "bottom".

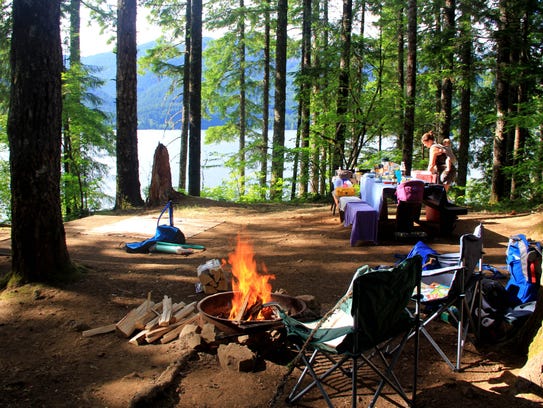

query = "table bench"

[
  {"left": 343, "top": 201, "right": 379, "bottom": 246},
  {"left": 422, "top": 184, "right": 468, "bottom": 234}
]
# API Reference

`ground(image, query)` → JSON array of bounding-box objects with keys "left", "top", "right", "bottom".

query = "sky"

[{"left": 80, "top": 6, "right": 158, "bottom": 57}]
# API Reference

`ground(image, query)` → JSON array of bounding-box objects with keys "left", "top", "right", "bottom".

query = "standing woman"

[{"left": 421, "top": 130, "right": 455, "bottom": 190}]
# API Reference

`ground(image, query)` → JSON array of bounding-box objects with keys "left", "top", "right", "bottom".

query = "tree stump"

[{"left": 147, "top": 143, "right": 183, "bottom": 206}]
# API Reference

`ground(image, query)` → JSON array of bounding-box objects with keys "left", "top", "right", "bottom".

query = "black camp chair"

[
  {"left": 410, "top": 223, "right": 484, "bottom": 371},
  {"left": 268, "top": 256, "right": 422, "bottom": 407}
]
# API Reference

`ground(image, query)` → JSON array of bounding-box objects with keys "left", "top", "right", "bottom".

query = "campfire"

[
  {"left": 226, "top": 235, "right": 275, "bottom": 322},
  {"left": 197, "top": 235, "right": 306, "bottom": 334}
]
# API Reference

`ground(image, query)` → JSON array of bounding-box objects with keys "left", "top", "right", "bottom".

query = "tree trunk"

[
  {"left": 116, "top": 0, "right": 144, "bottom": 209},
  {"left": 259, "top": 0, "right": 271, "bottom": 197},
  {"left": 238, "top": 0, "right": 247, "bottom": 196},
  {"left": 491, "top": 0, "right": 511, "bottom": 203},
  {"left": 397, "top": 5, "right": 405, "bottom": 148},
  {"left": 457, "top": 1, "right": 472, "bottom": 188},
  {"left": 7, "top": 0, "right": 73, "bottom": 284},
  {"left": 298, "top": 0, "right": 312, "bottom": 196},
  {"left": 333, "top": 0, "right": 352, "bottom": 171},
  {"left": 403, "top": 0, "right": 417, "bottom": 175},
  {"left": 270, "top": 0, "right": 288, "bottom": 200},
  {"left": 439, "top": 0, "right": 455, "bottom": 141},
  {"left": 178, "top": 0, "right": 191, "bottom": 192},
  {"left": 188, "top": 0, "right": 202, "bottom": 196},
  {"left": 147, "top": 143, "right": 183, "bottom": 207}
]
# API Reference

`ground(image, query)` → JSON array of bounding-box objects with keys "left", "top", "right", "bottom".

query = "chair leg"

[
  {"left": 352, "top": 355, "right": 358, "bottom": 407},
  {"left": 287, "top": 347, "right": 350, "bottom": 408}
]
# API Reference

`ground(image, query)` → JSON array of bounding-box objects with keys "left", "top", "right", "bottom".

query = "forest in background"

[{"left": 1, "top": 0, "right": 543, "bottom": 220}]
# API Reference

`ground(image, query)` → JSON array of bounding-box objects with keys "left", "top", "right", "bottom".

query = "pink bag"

[{"left": 396, "top": 180, "right": 424, "bottom": 202}]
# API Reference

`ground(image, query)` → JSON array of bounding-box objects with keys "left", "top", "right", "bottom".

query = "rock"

[
  {"left": 200, "top": 322, "right": 219, "bottom": 344},
  {"left": 217, "top": 343, "right": 256, "bottom": 372}
]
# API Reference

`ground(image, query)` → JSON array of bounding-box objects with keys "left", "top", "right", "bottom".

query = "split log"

[
  {"left": 172, "top": 302, "right": 196, "bottom": 322},
  {"left": 159, "top": 295, "right": 173, "bottom": 326},
  {"left": 160, "top": 313, "right": 200, "bottom": 344},
  {"left": 116, "top": 299, "right": 155, "bottom": 338},
  {"left": 135, "top": 302, "right": 163, "bottom": 330},
  {"left": 234, "top": 292, "right": 251, "bottom": 323},
  {"left": 129, "top": 330, "right": 150, "bottom": 345},
  {"left": 197, "top": 259, "right": 229, "bottom": 295},
  {"left": 82, "top": 323, "right": 117, "bottom": 338}
]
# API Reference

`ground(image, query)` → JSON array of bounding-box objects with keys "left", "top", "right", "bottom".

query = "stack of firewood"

[
  {"left": 82, "top": 294, "right": 200, "bottom": 345},
  {"left": 197, "top": 259, "right": 229, "bottom": 294}
]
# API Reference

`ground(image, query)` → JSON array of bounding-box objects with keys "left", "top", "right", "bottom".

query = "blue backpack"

[
  {"left": 505, "top": 234, "right": 542, "bottom": 306},
  {"left": 124, "top": 201, "right": 186, "bottom": 253}
]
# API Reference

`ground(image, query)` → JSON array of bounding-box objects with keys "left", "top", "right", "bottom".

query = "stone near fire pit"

[
  {"left": 200, "top": 322, "right": 219, "bottom": 344},
  {"left": 180, "top": 323, "right": 203, "bottom": 350},
  {"left": 217, "top": 343, "right": 256, "bottom": 372}
]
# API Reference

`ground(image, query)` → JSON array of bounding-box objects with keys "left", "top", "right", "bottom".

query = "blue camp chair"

[
  {"left": 408, "top": 224, "right": 484, "bottom": 371},
  {"left": 268, "top": 256, "right": 422, "bottom": 407}
]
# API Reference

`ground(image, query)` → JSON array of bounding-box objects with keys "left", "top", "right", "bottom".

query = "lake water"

[{"left": 100, "top": 129, "right": 297, "bottom": 208}]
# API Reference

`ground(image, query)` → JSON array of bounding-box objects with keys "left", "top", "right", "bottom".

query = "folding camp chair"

[
  {"left": 268, "top": 256, "right": 422, "bottom": 407},
  {"left": 411, "top": 223, "right": 484, "bottom": 371}
]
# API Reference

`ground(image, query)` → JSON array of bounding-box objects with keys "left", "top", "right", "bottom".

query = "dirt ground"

[{"left": 1, "top": 197, "right": 543, "bottom": 408}]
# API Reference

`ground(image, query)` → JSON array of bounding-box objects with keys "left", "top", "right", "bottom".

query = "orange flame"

[{"left": 225, "top": 235, "right": 275, "bottom": 320}]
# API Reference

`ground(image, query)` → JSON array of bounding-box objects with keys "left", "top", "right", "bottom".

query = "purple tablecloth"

[
  {"left": 359, "top": 174, "right": 396, "bottom": 220},
  {"left": 343, "top": 201, "right": 379, "bottom": 246}
]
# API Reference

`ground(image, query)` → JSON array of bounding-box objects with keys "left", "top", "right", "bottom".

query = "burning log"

[
  {"left": 243, "top": 298, "right": 263, "bottom": 321},
  {"left": 234, "top": 292, "right": 251, "bottom": 323}
]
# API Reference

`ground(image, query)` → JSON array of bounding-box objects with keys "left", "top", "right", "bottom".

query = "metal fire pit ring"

[{"left": 197, "top": 291, "right": 306, "bottom": 334}]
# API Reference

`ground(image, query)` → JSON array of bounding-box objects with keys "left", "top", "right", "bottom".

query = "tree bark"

[
  {"left": 333, "top": 0, "right": 352, "bottom": 171},
  {"left": 179, "top": 0, "right": 192, "bottom": 192},
  {"left": 188, "top": 0, "right": 202, "bottom": 196},
  {"left": 259, "top": 0, "right": 271, "bottom": 197},
  {"left": 7, "top": 0, "right": 72, "bottom": 283},
  {"left": 491, "top": 0, "right": 511, "bottom": 203},
  {"left": 270, "top": 0, "right": 288, "bottom": 200},
  {"left": 116, "top": 0, "right": 144, "bottom": 209},
  {"left": 439, "top": 0, "right": 455, "bottom": 142},
  {"left": 147, "top": 143, "right": 183, "bottom": 206},
  {"left": 238, "top": 0, "right": 247, "bottom": 196},
  {"left": 298, "top": 0, "right": 312, "bottom": 196},
  {"left": 403, "top": 0, "right": 417, "bottom": 175}
]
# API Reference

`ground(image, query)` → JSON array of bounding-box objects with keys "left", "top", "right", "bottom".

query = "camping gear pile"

[
  {"left": 406, "top": 231, "right": 541, "bottom": 344},
  {"left": 123, "top": 200, "right": 205, "bottom": 255}
]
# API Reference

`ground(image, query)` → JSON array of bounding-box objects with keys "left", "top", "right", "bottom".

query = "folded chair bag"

[{"left": 125, "top": 201, "right": 185, "bottom": 253}]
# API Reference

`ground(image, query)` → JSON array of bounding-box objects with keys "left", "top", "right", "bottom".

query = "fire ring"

[{"left": 197, "top": 291, "right": 307, "bottom": 334}]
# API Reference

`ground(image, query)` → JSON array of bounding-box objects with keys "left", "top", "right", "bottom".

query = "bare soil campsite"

[{"left": 1, "top": 198, "right": 543, "bottom": 407}]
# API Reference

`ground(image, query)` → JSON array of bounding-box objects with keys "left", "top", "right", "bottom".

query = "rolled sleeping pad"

[
  {"left": 156, "top": 241, "right": 206, "bottom": 250},
  {"left": 152, "top": 242, "right": 194, "bottom": 255}
]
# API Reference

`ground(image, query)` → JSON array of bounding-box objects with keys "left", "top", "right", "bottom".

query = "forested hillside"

[{"left": 82, "top": 40, "right": 298, "bottom": 130}]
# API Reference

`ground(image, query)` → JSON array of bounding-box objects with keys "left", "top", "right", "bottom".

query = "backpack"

[
  {"left": 124, "top": 201, "right": 186, "bottom": 253},
  {"left": 505, "top": 234, "right": 542, "bottom": 306},
  {"left": 473, "top": 278, "right": 510, "bottom": 343}
]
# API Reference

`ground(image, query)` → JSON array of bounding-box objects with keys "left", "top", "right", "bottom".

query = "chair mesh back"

[
  {"left": 346, "top": 256, "right": 422, "bottom": 353},
  {"left": 461, "top": 225, "right": 484, "bottom": 277}
]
